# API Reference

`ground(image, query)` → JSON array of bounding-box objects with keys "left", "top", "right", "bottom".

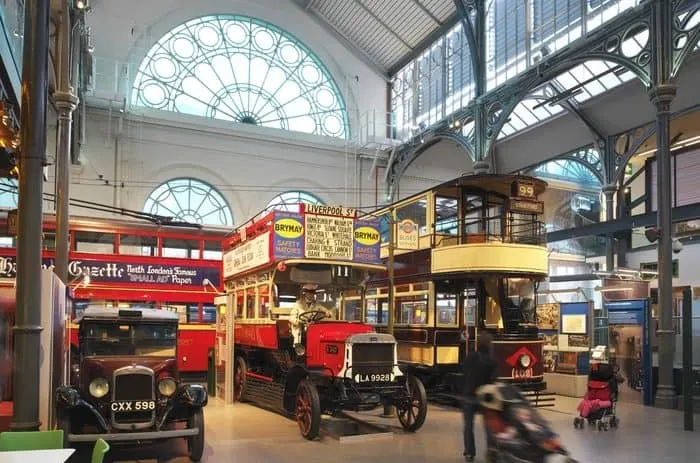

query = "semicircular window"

[
  {"left": 143, "top": 178, "right": 233, "bottom": 226},
  {"left": 0, "top": 178, "right": 18, "bottom": 209},
  {"left": 131, "top": 14, "right": 349, "bottom": 138},
  {"left": 265, "top": 190, "right": 324, "bottom": 213}
]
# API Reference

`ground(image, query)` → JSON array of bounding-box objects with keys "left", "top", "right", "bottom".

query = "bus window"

[
  {"left": 202, "top": 240, "right": 223, "bottom": 260},
  {"left": 75, "top": 231, "right": 115, "bottom": 253},
  {"left": 246, "top": 287, "right": 256, "bottom": 319},
  {"left": 342, "top": 289, "right": 362, "bottom": 321},
  {"left": 162, "top": 238, "right": 199, "bottom": 259},
  {"left": 120, "top": 234, "right": 157, "bottom": 256},
  {"left": 202, "top": 304, "right": 216, "bottom": 323},
  {"left": 235, "top": 290, "right": 244, "bottom": 318},
  {"left": 258, "top": 284, "right": 270, "bottom": 318}
]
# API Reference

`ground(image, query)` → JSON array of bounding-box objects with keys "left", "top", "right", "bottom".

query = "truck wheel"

[
  {"left": 295, "top": 379, "right": 320, "bottom": 440},
  {"left": 187, "top": 408, "right": 205, "bottom": 462},
  {"left": 234, "top": 356, "right": 247, "bottom": 402},
  {"left": 396, "top": 375, "right": 428, "bottom": 432}
]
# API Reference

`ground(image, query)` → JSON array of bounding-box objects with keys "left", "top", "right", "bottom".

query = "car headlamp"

[
  {"left": 158, "top": 377, "right": 177, "bottom": 397},
  {"left": 89, "top": 377, "right": 109, "bottom": 398},
  {"left": 519, "top": 354, "right": 532, "bottom": 368}
]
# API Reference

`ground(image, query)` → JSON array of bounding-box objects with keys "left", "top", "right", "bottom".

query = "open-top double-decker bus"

[
  {"left": 223, "top": 205, "right": 428, "bottom": 440},
  {"left": 349, "top": 174, "right": 550, "bottom": 399}
]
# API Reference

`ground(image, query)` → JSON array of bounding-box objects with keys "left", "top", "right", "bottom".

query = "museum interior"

[{"left": 0, "top": 0, "right": 699, "bottom": 462}]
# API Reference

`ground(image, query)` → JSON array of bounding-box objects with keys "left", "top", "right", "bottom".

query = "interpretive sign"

[{"left": 223, "top": 231, "right": 271, "bottom": 278}]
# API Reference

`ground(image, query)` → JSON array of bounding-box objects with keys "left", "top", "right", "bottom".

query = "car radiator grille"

[
  {"left": 113, "top": 371, "right": 154, "bottom": 425},
  {"left": 352, "top": 343, "right": 394, "bottom": 376}
]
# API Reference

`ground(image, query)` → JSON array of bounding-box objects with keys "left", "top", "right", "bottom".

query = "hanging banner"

[
  {"left": 353, "top": 220, "right": 381, "bottom": 263},
  {"left": 271, "top": 212, "right": 305, "bottom": 260},
  {"left": 222, "top": 231, "right": 271, "bottom": 278}
]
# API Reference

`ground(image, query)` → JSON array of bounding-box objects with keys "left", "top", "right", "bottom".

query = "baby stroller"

[
  {"left": 573, "top": 361, "right": 621, "bottom": 431},
  {"left": 476, "top": 383, "right": 577, "bottom": 463}
]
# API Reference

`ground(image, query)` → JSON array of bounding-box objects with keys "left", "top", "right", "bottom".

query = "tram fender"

[{"left": 282, "top": 366, "right": 309, "bottom": 413}]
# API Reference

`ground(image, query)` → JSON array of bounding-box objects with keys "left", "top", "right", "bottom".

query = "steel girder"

[{"left": 385, "top": 0, "right": 700, "bottom": 199}]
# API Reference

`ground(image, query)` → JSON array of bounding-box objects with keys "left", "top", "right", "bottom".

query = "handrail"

[{"left": 431, "top": 215, "right": 547, "bottom": 248}]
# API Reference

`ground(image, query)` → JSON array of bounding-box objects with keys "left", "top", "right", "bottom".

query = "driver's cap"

[{"left": 302, "top": 284, "right": 318, "bottom": 291}]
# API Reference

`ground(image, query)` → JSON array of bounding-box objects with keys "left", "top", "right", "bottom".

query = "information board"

[
  {"left": 304, "top": 214, "right": 354, "bottom": 259},
  {"left": 222, "top": 231, "right": 271, "bottom": 278}
]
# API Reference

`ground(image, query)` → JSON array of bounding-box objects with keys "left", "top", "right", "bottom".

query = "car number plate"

[
  {"left": 111, "top": 400, "right": 156, "bottom": 412},
  {"left": 354, "top": 373, "right": 392, "bottom": 383}
]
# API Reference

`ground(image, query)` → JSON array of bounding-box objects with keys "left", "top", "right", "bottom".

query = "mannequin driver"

[{"left": 289, "top": 284, "right": 334, "bottom": 346}]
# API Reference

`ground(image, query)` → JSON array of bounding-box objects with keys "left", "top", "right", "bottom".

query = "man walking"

[{"left": 462, "top": 331, "right": 497, "bottom": 462}]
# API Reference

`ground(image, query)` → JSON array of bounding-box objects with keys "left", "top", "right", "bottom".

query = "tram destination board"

[{"left": 304, "top": 213, "right": 354, "bottom": 259}]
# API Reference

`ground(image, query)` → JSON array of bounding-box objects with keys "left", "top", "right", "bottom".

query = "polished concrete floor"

[{"left": 83, "top": 395, "right": 699, "bottom": 463}]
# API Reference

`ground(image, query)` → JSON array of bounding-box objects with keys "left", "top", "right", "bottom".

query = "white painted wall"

[{"left": 86, "top": 0, "right": 388, "bottom": 139}]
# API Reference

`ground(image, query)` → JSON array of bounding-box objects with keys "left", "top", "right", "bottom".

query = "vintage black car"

[{"left": 56, "top": 307, "right": 207, "bottom": 461}]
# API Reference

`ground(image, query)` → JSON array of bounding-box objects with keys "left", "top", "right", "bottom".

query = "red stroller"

[{"left": 573, "top": 362, "right": 621, "bottom": 431}]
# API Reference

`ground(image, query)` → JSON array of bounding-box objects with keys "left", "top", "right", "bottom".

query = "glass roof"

[{"left": 530, "top": 147, "right": 602, "bottom": 186}]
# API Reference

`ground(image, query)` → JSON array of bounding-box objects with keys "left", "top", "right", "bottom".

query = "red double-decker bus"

[{"left": 0, "top": 212, "right": 228, "bottom": 386}]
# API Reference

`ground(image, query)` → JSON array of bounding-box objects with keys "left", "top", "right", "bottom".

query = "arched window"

[
  {"left": 143, "top": 178, "right": 233, "bottom": 226},
  {"left": 131, "top": 15, "right": 349, "bottom": 138},
  {"left": 265, "top": 190, "right": 324, "bottom": 213},
  {"left": 531, "top": 148, "right": 602, "bottom": 187},
  {"left": 0, "top": 178, "right": 17, "bottom": 209}
]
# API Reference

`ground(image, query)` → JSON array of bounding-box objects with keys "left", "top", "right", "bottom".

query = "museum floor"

[{"left": 83, "top": 395, "right": 699, "bottom": 462}]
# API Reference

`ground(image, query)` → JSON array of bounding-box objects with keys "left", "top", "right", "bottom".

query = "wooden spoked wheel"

[
  {"left": 295, "top": 379, "right": 320, "bottom": 440},
  {"left": 396, "top": 375, "right": 428, "bottom": 432}
]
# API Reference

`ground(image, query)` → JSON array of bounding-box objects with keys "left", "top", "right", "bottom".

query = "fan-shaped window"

[
  {"left": 265, "top": 190, "right": 324, "bottom": 213},
  {"left": 131, "top": 15, "right": 349, "bottom": 139},
  {"left": 143, "top": 178, "right": 233, "bottom": 226},
  {"left": 532, "top": 155, "right": 601, "bottom": 187},
  {"left": 0, "top": 178, "right": 17, "bottom": 209}
]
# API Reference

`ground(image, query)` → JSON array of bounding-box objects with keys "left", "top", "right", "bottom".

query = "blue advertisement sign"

[
  {"left": 271, "top": 212, "right": 305, "bottom": 259},
  {"left": 0, "top": 255, "right": 221, "bottom": 287},
  {"left": 353, "top": 219, "right": 381, "bottom": 264}
]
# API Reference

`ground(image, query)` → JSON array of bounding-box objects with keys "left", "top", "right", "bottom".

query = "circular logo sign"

[
  {"left": 399, "top": 219, "right": 417, "bottom": 234},
  {"left": 274, "top": 218, "right": 304, "bottom": 239},
  {"left": 354, "top": 226, "right": 380, "bottom": 246}
]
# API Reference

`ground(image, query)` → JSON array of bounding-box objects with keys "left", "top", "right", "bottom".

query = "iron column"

[
  {"left": 650, "top": 83, "right": 677, "bottom": 409},
  {"left": 602, "top": 184, "right": 616, "bottom": 272},
  {"left": 11, "top": 0, "right": 50, "bottom": 431},
  {"left": 53, "top": 3, "right": 79, "bottom": 283}
]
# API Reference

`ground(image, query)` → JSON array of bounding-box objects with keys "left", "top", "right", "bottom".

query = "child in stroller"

[
  {"left": 574, "top": 360, "right": 622, "bottom": 431},
  {"left": 476, "top": 383, "right": 577, "bottom": 463}
]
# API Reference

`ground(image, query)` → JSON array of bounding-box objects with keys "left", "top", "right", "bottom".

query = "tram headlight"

[
  {"left": 89, "top": 377, "right": 109, "bottom": 398},
  {"left": 158, "top": 377, "right": 177, "bottom": 397},
  {"left": 519, "top": 354, "right": 532, "bottom": 369}
]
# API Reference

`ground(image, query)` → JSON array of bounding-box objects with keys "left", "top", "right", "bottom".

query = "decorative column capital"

[
  {"left": 473, "top": 160, "right": 490, "bottom": 174},
  {"left": 648, "top": 84, "right": 677, "bottom": 106},
  {"left": 52, "top": 90, "right": 79, "bottom": 112},
  {"left": 602, "top": 184, "right": 617, "bottom": 195}
]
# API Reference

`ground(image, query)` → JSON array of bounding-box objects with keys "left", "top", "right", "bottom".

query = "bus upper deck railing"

[{"left": 430, "top": 215, "right": 547, "bottom": 248}]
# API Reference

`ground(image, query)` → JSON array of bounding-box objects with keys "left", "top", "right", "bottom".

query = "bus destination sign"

[{"left": 304, "top": 213, "right": 354, "bottom": 260}]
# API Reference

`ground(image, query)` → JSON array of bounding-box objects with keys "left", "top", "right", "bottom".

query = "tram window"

[
  {"left": 396, "top": 295, "right": 428, "bottom": 325},
  {"left": 484, "top": 278, "right": 503, "bottom": 329},
  {"left": 258, "top": 284, "right": 270, "bottom": 318},
  {"left": 120, "top": 234, "right": 157, "bottom": 256},
  {"left": 202, "top": 240, "right": 223, "bottom": 260},
  {"left": 412, "top": 282, "right": 430, "bottom": 292},
  {"left": 436, "top": 293, "right": 457, "bottom": 326},
  {"left": 435, "top": 197, "right": 458, "bottom": 235},
  {"left": 396, "top": 198, "right": 427, "bottom": 234},
  {"left": 74, "top": 231, "right": 114, "bottom": 253},
  {"left": 162, "top": 238, "right": 199, "bottom": 259},
  {"left": 366, "top": 298, "right": 388, "bottom": 324},
  {"left": 487, "top": 206, "right": 502, "bottom": 237},
  {"left": 0, "top": 236, "right": 14, "bottom": 248}
]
